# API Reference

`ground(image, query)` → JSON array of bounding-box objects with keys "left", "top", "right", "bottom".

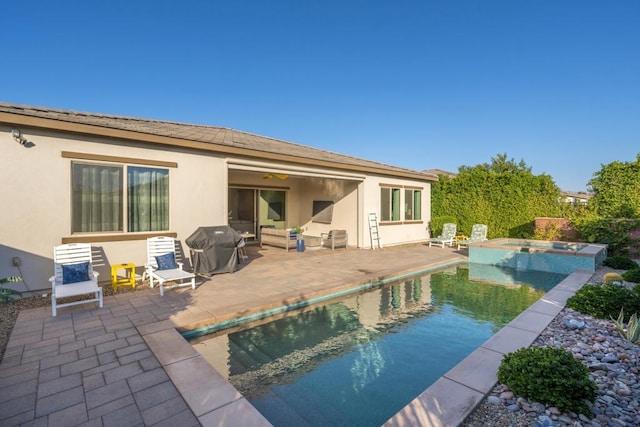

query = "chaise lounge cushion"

[
  {"left": 155, "top": 252, "right": 177, "bottom": 270},
  {"left": 62, "top": 262, "right": 91, "bottom": 284}
]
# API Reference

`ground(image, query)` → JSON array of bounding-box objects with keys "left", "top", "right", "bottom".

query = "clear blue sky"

[{"left": 3, "top": 1, "right": 639, "bottom": 192}]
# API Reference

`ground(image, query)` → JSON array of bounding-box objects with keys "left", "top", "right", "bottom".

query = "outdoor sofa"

[{"left": 260, "top": 228, "right": 298, "bottom": 251}]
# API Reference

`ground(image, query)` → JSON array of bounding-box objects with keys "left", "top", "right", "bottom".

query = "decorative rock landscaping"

[{"left": 463, "top": 268, "right": 640, "bottom": 427}]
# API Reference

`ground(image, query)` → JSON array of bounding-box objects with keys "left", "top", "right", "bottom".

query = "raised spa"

[{"left": 468, "top": 238, "right": 607, "bottom": 274}]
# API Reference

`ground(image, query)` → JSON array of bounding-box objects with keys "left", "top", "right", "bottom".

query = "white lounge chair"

[
  {"left": 146, "top": 237, "right": 196, "bottom": 296},
  {"left": 457, "top": 224, "right": 488, "bottom": 249},
  {"left": 50, "top": 243, "right": 103, "bottom": 316},
  {"left": 428, "top": 223, "right": 457, "bottom": 248}
]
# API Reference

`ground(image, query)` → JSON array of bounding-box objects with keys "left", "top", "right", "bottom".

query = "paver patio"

[{"left": 0, "top": 244, "right": 466, "bottom": 426}]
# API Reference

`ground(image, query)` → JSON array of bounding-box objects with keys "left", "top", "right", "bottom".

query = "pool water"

[{"left": 190, "top": 264, "right": 567, "bottom": 426}]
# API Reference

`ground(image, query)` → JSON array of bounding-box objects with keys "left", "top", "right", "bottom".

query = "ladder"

[{"left": 368, "top": 212, "right": 383, "bottom": 250}]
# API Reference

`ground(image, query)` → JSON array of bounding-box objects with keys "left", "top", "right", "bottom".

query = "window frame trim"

[
  {"left": 379, "top": 184, "right": 424, "bottom": 225},
  {"left": 63, "top": 151, "right": 178, "bottom": 168},
  {"left": 66, "top": 151, "right": 177, "bottom": 242}
]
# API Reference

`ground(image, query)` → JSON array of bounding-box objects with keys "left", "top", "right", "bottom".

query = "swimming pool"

[{"left": 190, "top": 263, "right": 567, "bottom": 426}]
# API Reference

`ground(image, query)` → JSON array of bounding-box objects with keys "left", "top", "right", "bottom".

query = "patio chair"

[
  {"left": 50, "top": 243, "right": 103, "bottom": 316},
  {"left": 428, "top": 223, "right": 457, "bottom": 248},
  {"left": 457, "top": 224, "right": 488, "bottom": 249},
  {"left": 146, "top": 237, "right": 196, "bottom": 296},
  {"left": 320, "top": 230, "right": 348, "bottom": 250}
]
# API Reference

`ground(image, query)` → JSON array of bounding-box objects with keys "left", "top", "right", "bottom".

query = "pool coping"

[
  {"left": 474, "top": 238, "right": 606, "bottom": 257},
  {"left": 144, "top": 260, "right": 468, "bottom": 426},
  {"left": 181, "top": 259, "right": 465, "bottom": 340},
  {"left": 382, "top": 269, "right": 593, "bottom": 427},
  {"left": 155, "top": 266, "right": 592, "bottom": 427}
]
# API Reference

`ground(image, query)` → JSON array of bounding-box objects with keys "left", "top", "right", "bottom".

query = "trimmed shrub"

[
  {"left": 622, "top": 267, "right": 640, "bottom": 283},
  {"left": 603, "top": 255, "right": 639, "bottom": 270},
  {"left": 497, "top": 347, "right": 597, "bottom": 414},
  {"left": 566, "top": 284, "right": 640, "bottom": 321}
]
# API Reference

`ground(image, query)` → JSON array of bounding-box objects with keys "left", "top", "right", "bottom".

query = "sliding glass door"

[
  {"left": 229, "top": 188, "right": 256, "bottom": 234},
  {"left": 228, "top": 188, "right": 287, "bottom": 236}
]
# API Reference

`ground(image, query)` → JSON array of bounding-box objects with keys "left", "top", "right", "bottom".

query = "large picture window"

[
  {"left": 404, "top": 189, "right": 422, "bottom": 221},
  {"left": 380, "top": 187, "right": 401, "bottom": 222},
  {"left": 72, "top": 162, "right": 169, "bottom": 233}
]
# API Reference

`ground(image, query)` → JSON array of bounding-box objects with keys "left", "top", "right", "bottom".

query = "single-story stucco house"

[{"left": 0, "top": 102, "right": 437, "bottom": 295}]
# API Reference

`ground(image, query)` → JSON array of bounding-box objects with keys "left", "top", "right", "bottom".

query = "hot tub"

[{"left": 468, "top": 238, "right": 607, "bottom": 274}]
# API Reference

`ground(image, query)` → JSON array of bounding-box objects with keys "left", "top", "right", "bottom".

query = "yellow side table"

[
  {"left": 111, "top": 263, "right": 136, "bottom": 291},
  {"left": 454, "top": 235, "right": 469, "bottom": 246}
]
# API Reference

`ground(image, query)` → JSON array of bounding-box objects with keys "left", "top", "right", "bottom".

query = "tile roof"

[
  {"left": 0, "top": 102, "right": 437, "bottom": 181},
  {"left": 422, "top": 168, "right": 457, "bottom": 178}
]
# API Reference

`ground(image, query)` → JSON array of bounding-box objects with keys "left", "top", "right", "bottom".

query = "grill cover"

[{"left": 186, "top": 226, "right": 244, "bottom": 276}]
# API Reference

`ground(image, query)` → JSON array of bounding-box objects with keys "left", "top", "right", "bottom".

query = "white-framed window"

[
  {"left": 380, "top": 184, "right": 423, "bottom": 223},
  {"left": 404, "top": 188, "right": 422, "bottom": 221},
  {"left": 71, "top": 162, "right": 170, "bottom": 233}
]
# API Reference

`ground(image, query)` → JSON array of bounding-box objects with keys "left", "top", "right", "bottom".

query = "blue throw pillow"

[
  {"left": 155, "top": 252, "right": 177, "bottom": 270},
  {"left": 62, "top": 262, "right": 91, "bottom": 284}
]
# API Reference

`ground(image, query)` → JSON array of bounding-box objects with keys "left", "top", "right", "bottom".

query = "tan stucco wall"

[
  {"left": 1, "top": 125, "right": 433, "bottom": 294},
  {"left": 360, "top": 175, "right": 431, "bottom": 249},
  {"left": 295, "top": 178, "right": 359, "bottom": 239},
  {"left": 1, "top": 126, "right": 227, "bottom": 293}
]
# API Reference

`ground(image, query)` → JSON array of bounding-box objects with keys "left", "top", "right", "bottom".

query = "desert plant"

[
  {"left": 566, "top": 283, "right": 640, "bottom": 321},
  {"left": 622, "top": 267, "right": 640, "bottom": 283},
  {"left": 612, "top": 309, "right": 640, "bottom": 344},
  {"left": 0, "top": 276, "right": 22, "bottom": 303},
  {"left": 603, "top": 272, "right": 624, "bottom": 285},
  {"left": 497, "top": 347, "right": 597, "bottom": 414},
  {"left": 603, "top": 255, "right": 639, "bottom": 270}
]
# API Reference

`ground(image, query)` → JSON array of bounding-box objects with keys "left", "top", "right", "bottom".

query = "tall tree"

[{"left": 588, "top": 154, "right": 640, "bottom": 218}]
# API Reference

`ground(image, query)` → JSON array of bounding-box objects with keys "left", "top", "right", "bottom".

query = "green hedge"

[{"left": 431, "top": 154, "right": 560, "bottom": 238}]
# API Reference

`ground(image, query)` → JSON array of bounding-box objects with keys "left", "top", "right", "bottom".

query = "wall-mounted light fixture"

[{"left": 12, "top": 129, "right": 28, "bottom": 145}]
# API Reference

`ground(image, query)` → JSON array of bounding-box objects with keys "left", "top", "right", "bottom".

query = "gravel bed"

[{"left": 462, "top": 267, "right": 640, "bottom": 427}]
